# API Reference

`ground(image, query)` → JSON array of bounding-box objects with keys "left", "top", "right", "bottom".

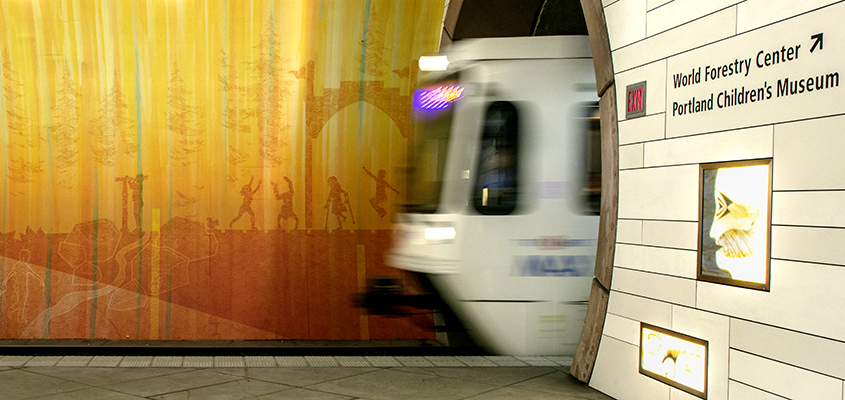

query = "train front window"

[
  {"left": 580, "top": 102, "right": 601, "bottom": 215},
  {"left": 405, "top": 79, "right": 462, "bottom": 213},
  {"left": 472, "top": 101, "right": 519, "bottom": 215}
]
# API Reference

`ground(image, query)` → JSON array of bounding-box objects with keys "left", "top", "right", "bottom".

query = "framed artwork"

[
  {"left": 640, "top": 323, "right": 709, "bottom": 399},
  {"left": 698, "top": 158, "right": 772, "bottom": 291}
]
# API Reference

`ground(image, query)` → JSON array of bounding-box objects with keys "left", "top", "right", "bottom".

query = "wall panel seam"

[{"left": 730, "top": 348, "right": 845, "bottom": 381}]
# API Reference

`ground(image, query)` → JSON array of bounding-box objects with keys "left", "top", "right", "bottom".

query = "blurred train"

[{"left": 380, "top": 35, "right": 602, "bottom": 356}]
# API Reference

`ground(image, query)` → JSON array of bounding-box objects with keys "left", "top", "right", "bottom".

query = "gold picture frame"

[
  {"left": 640, "top": 323, "right": 709, "bottom": 399},
  {"left": 698, "top": 158, "right": 772, "bottom": 291}
]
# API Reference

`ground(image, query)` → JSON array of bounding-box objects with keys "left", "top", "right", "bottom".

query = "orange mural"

[{"left": 0, "top": 0, "right": 443, "bottom": 340}]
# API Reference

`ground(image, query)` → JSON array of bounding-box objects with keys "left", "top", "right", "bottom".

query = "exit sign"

[{"left": 626, "top": 81, "right": 647, "bottom": 119}]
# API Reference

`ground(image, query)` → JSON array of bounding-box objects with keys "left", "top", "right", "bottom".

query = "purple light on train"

[{"left": 414, "top": 85, "right": 465, "bottom": 110}]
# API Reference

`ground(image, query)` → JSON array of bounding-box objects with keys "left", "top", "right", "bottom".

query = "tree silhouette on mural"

[
  {"left": 251, "top": 17, "right": 291, "bottom": 167},
  {"left": 325, "top": 176, "right": 353, "bottom": 230},
  {"left": 363, "top": 166, "right": 399, "bottom": 218},
  {"left": 115, "top": 174, "right": 147, "bottom": 232},
  {"left": 51, "top": 65, "right": 80, "bottom": 174},
  {"left": 219, "top": 50, "right": 249, "bottom": 173},
  {"left": 168, "top": 63, "right": 205, "bottom": 167},
  {"left": 230, "top": 176, "right": 262, "bottom": 230},
  {"left": 272, "top": 177, "right": 298, "bottom": 230},
  {"left": 0, "top": 249, "right": 45, "bottom": 328},
  {"left": 90, "top": 70, "right": 133, "bottom": 166},
  {"left": 2, "top": 47, "right": 41, "bottom": 184}
]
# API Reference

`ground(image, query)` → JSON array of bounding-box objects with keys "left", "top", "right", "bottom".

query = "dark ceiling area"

[{"left": 450, "top": 0, "right": 588, "bottom": 40}]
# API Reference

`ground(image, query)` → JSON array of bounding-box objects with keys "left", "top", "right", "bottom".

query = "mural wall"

[{"left": 0, "top": 0, "right": 443, "bottom": 340}]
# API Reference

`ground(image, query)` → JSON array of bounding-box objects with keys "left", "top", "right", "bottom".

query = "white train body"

[{"left": 388, "top": 36, "right": 601, "bottom": 356}]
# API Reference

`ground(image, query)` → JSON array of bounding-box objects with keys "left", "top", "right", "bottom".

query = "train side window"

[
  {"left": 472, "top": 101, "right": 519, "bottom": 215},
  {"left": 581, "top": 103, "right": 601, "bottom": 215}
]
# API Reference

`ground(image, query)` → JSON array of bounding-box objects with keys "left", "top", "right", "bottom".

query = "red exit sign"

[{"left": 626, "top": 81, "right": 647, "bottom": 119}]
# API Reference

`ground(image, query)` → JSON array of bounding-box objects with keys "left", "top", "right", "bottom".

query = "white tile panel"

[
  {"left": 698, "top": 260, "right": 845, "bottom": 343},
  {"left": 607, "top": 290, "right": 673, "bottom": 327},
  {"left": 647, "top": 0, "right": 742, "bottom": 36},
  {"left": 619, "top": 114, "right": 665, "bottom": 144},
  {"left": 618, "top": 165, "right": 700, "bottom": 221},
  {"left": 617, "top": 219, "right": 643, "bottom": 244},
  {"left": 620, "top": 143, "right": 644, "bottom": 170},
  {"left": 603, "top": 0, "right": 622, "bottom": 7},
  {"left": 603, "top": 312, "right": 641, "bottom": 345},
  {"left": 590, "top": 336, "right": 672, "bottom": 400},
  {"left": 612, "top": 7, "right": 737, "bottom": 72},
  {"left": 647, "top": 0, "right": 672, "bottom": 11},
  {"left": 728, "top": 380, "right": 789, "bottom": 400},
  {"left": 772, "top": 191, "right": 845, "bottom": 228},
  {"left": 729, "top": 349, "right": 843, "bottom": 399},
  {"left": 671, "top": 306, "right": 730, "bottom": 400},
  {"left": 646, "top": 126, "right": 773, "bottom": 165},
  {"left": 611, "top": 267, "right": 697, "bottom": 307},
  {"left": 642, "top": 220, "right": 697, "bottom": 250},
  {"left": 774, "top": 115, "right": 845, "bottom": 191},
  {"left": 605, "top": 0, "right": 648, "bottom": 50},
  {"left": 737, "top": 0, "right": 839, "bottom": 33},
  {"left": 771, "top": 225, "right": 845, "bottom": 266},
  {"left": 614, "top": 243, "right": 697, "bottom": 278},
  {"left": 731, "top": 318, "right": 845, "bottom": 379},
  {"left": 616, "top": 59, "right": 668, "bottom": 122},
  {"left": 665, "top": 5, "right": 845, "bottom": 138}
]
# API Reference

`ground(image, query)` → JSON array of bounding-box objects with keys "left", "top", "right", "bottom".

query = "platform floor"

[{"left": 0, "top": 355, "right": 614, "bottom": 399}]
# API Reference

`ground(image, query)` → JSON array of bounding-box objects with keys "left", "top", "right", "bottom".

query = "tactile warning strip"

[
  {"left": 485, "top": 356, "right": 527, "bottom": 367},
  {"left": 151, "top": 356, "right": 183, "bottom": 367},
  {"left": 455, "top": 356, "right": 497, "bottom": 367},
  {"left": 214, "top": 356, "right": 245, "bottom": 368},
  {"left": 305, "top": 356, "right": 339, "bottom": 367},
  {"left": 274, "top": 357, "right": 308, "bottom": 367},
  {"left": 119, "top": 356, "right": 153, "bottom": 367},
  {"left": 336, "top": 356, "right": 370, "bottom": 367},
  {"left": 396, "top": 356, "right": 434, "bottom": 367},
  {"left": 55, "top": 356, "right": 92, "bottom": 367},
  {"left": 88, "top": 356, "right": 122, "bottom": 367},
  {"left": 426, "top": 356, "right": 466, "bottom": 367},
  {"left": 183, "top": 356, "right": 214, "bottom": 368},
  {"left": 365, "top": 356, "right": 403, "bottom": 367},
  {"left": 515, "top": 356, "right": 558, "bottom": 367},
  {"left": 23, "top": 356, "right": 62, "bottom": 367},
  {"left": 0, "top": 356, "right": 32, "bottom": 367},
  {"left": 244, "top": 356, "right": 276, "bottom": 367}
]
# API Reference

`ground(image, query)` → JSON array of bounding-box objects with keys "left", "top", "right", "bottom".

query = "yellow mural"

[{"left": 0, "top": 0, "right": 443, "bottom": 340}]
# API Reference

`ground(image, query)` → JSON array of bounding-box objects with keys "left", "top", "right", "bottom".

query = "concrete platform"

[{"left": 0, "top": 355, "right": 615, "bottom": 399}]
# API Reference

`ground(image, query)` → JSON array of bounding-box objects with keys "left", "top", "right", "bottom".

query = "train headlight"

[{"left": 425, "top": 227, "right": 456, "bottom": 241}]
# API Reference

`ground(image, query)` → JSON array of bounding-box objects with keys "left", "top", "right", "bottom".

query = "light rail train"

[{"left": 386, "top": 35, "right": 602, "bottom": 356}]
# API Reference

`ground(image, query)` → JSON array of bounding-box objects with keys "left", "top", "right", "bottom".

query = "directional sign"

[{"left": 665, "top": 2, "right": 843, "bottom": 137}]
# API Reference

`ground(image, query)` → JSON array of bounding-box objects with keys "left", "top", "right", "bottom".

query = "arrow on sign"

[{"left": 811, "top": 33, "right": 824, "bottom": 53}]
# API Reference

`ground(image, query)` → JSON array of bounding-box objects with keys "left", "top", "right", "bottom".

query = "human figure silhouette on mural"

[
  {"left": 0, "top": 249, "right": 44, "bottom": 325},
  {"left": 230, "top": 176, "right": 262, "bottom": 229},
  {"left": 272, "top": 177, "right": 299, "bottom": 230},
  {"left": 325, "top": 176, "right": 353, "bottom": 229},
  {"left": 118, "top": 174, "right": 148, "bottom": 232},
  {"left": 363, "top": 166, "right": 399, "bottom": 218}
]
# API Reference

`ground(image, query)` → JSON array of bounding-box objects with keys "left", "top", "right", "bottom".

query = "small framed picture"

[
  {"left": 698, "top": 158, "right": 772, "bottom": 291},
  {"left": 640, "top": 323, "right": 709, "bottom": 399}
]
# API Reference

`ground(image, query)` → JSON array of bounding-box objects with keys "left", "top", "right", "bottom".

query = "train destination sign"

[{"left": 665, "top": 2, "right": 845, "bottom": 137}]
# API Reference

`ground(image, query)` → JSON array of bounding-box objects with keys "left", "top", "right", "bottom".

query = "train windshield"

[{"left": 404, "top": 77, "right": 463, "bottom": 213}]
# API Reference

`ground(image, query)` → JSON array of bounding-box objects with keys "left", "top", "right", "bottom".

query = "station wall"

[{"left": 591, "top": 1, "right": 845, "bottom": 399}]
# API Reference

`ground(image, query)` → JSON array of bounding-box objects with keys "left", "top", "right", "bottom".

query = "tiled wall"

[{"left": 591, "top": 1, "right": 845, "bottom": 399}]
